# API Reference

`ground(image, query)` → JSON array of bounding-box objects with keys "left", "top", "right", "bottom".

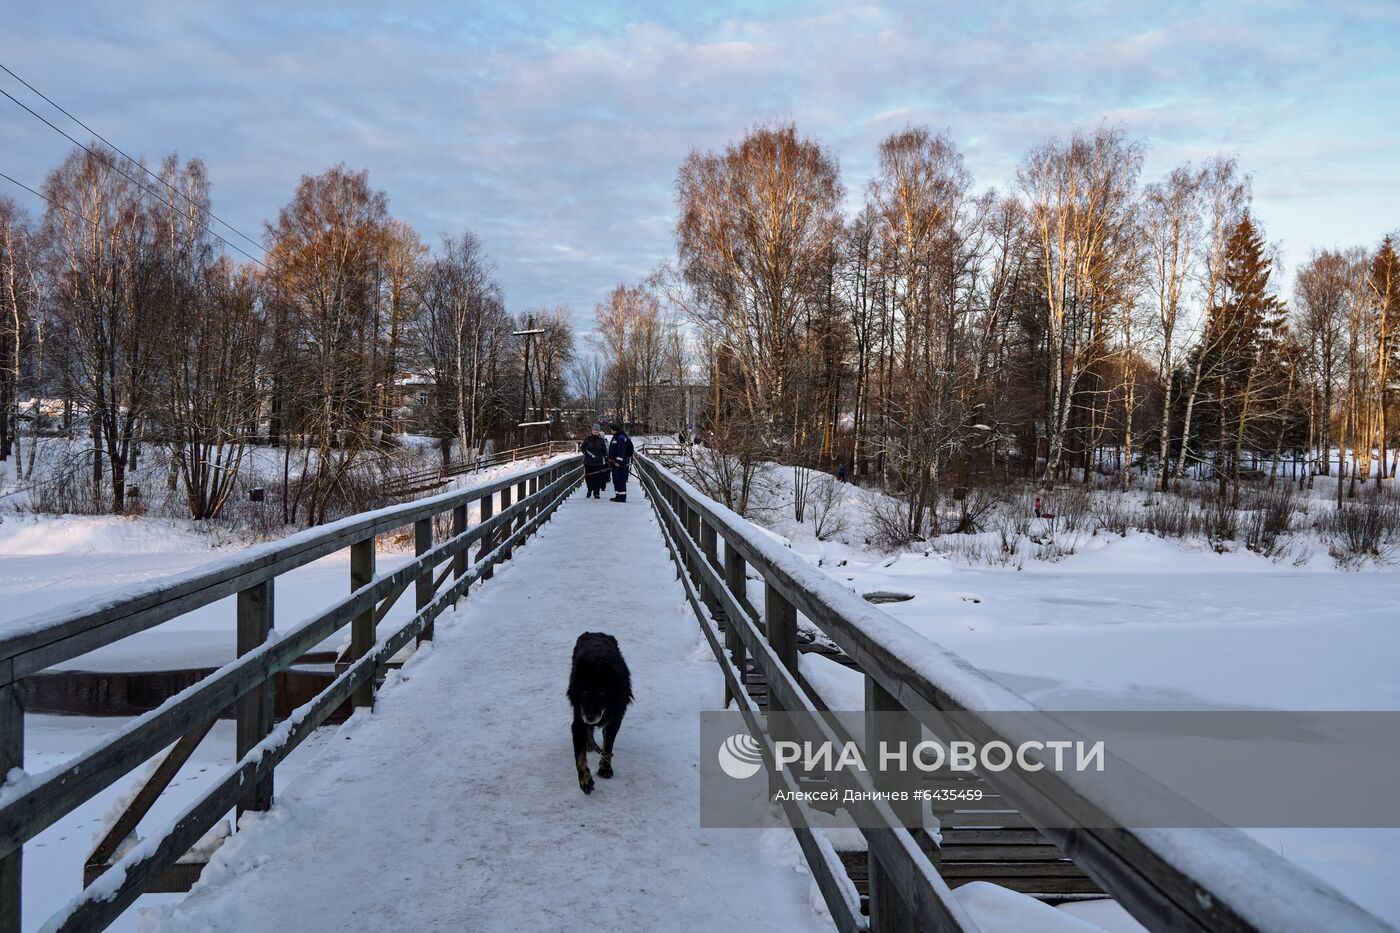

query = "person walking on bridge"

[
  {"left": 580, "top": 424, "right": 608, "bottom": 499},
  {"left": 607, "top": 422, "right": 634, "bottom": 502}
]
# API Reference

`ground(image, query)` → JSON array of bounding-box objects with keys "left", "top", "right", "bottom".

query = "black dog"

[{"left": 567, "top": 632, "right": 633, "bottom": 794}]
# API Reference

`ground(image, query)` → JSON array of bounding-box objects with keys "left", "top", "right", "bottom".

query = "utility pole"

[{"left": 513, "top": 316, "right": 546, "bottom": 432}]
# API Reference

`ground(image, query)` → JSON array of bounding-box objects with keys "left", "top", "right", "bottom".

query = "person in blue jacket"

[{"left": 607, "top": 423, "right": 634, "bottom": 502}]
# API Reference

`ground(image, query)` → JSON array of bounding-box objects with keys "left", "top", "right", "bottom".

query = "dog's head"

[{"left": 575, "top": 685, "right": 610, "bottom": 725}]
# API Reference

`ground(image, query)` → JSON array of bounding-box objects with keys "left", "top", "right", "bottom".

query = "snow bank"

[
  {"left": 0, "top": 514, "right": 216, "bottom": 557},
  {"left": 953, "top": 882, "right": 1112, "bottom": 932},
  {"left": 798, "top": 652, "right": 864, "bottom": 711}
]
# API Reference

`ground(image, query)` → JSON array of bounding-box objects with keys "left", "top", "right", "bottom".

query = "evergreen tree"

[{"left": 1196, "top": 212, "right": 1287, "bottom": 500}]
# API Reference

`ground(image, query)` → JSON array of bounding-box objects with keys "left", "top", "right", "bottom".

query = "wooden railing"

[
  {"left": 382, "top": 440, "right": 580, "bottom": 496},
  {"left": 638, "top": 442, "right": 689, "bottom": 463},
  {"left": 636, "top": 453, "right": 1391, "bottom": 933},
  {"left": 0, "top": 456, "right": 581, "bottom": 933}
]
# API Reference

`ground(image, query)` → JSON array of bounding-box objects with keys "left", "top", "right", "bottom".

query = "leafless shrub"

[
  {"left": 1321, "top": 492, "right": 1400, "bottom": 563},
  {"left": 675, "top": 446, "right": 764, "bottom": 516},
  {"left": 1241, "top": 487, "right": 1296, "bottom": 556},
  {"left": 792, "top": 466, "right": 812, "bottom": 523},
  {"left": 807, "top": 476, "right": 849, "bottom": 541},
  {"left": 1092, "top": 497, "right": 1132, "bottom": 536},
  {"left": 1139, "top": 496, "right": 1192, "bottom": 538},
  {"left": 25, "top": 465, "right": 106, "bottom": 515},
  {"left": 1199, "top": 493, "right": 1238, "bottom": 543},
  {"left": 1000, "top": 500, "right": 1032, "bottom": 539},
  {"left": 862, "top": 488, "right": 927, "bottom": 550},
  {"left": 1034, "top": 486, "right": 1089, "bottom": 544},
  {"left": 936, "top": 528, "right": 1024, "bottom": 570},
  {"left": 1034, "top": 534, "right": 1080, "bottom": 562},
  {"left": 217, "top": 477, "right": 295, "bottom": 539},
  {"left": 990, "top": 512, "right": 1027, "bottom": 568},
  {"left": 948, "top": 486, "right": 1003, "bottom": 534},
  {"left": 433, "top": 510, "right": 456, "bottom": 543}
]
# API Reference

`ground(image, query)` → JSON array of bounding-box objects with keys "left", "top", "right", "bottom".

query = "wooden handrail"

[
  {"left": 382, "top": 440, "right": 578, "bottom": 493},
  {"left": 636, "top": 453, "right": 1392, "bottom": 933},
  {"left": 0, "top": 453, "right": 577, "bottom": 684},
  {"left": 0, "top": 457, "right": 582, "bottom": 933}
]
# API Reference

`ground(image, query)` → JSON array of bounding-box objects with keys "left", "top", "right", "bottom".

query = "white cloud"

[{"left": 1, "top": 0, "right": 1395, "bottom": 318}]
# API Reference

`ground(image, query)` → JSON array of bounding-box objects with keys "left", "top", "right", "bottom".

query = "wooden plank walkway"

[{"left": 145, "top": 488, "right": 829, "bottom": 933}]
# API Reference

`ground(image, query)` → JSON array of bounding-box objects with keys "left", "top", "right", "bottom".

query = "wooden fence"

[
  {"left": 0, "top": 456, "right": 581, "bottom": 933},
  {"left": 635, "top": 452, "right": 1392, "bottom": 933},
  {"left": 381, "top": 440, "right": 580, "bottom": 497}
]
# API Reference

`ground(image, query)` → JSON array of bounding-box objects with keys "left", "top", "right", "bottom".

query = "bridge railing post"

[
  {"left": 452, "top": 503, "right": 468, "bottom": 593},
  {"left": 764, "top": 580, "right": 798, "bottom": 800},
  {"left": 664, "top": 473, "right": 681, "bottom": 581},
  {"left": 683, "top": 500, "right": 702, "bottom": 587},
  {"left": 479, "top": 493, "right": 495, "bottom": 580},
  {"left": 236, "top": 579, "right": 275, "bottom": 813},
  {"left": 865, "top": 675, "right": 923, "bottom": 932},
  {"left": 1, "top": 680, "right": 22, "bottom": 933},
  {"left": 415, "top": 517, "right": 434, "bottom": 643},
  {"left": 698, "top": 518, "right": 723, "bottom": 617},
  {"left": 350, "top": 536, "right": 377, "bottom": 709},
  {"left": 722, "top": 543, "right": 747, "bottom": 709},
  {"left": 499, "top": 486, "right": 514, "bottom": 561},
  {"left": 700, "top": 520, "right": 720, "bottom": 578},
  {"left": 515, "top": 478, "right": 528, "bottom": 539}
]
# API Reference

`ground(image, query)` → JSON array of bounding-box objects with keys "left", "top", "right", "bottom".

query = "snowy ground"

[
  {"left": 142, "top": 487, "right": 830, "bottom": 932},
  {"left": 800, "top": 532, "right": 1400, "bottom": 712},
  {"left": 0, "top": 455, "right": 570, "bottom": 670},
  {"left": 736, "top": 467, "right": 1400, "bottom": 926},
  {"left": 10, "top": 449, "right": 1400, "bottom": 930}
]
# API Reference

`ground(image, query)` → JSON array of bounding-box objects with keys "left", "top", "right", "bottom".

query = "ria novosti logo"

[
  {"left": 716, "top": 731, "right": 1108, "bottom": 780},
  {"left": 717, "top": 733, "right": 764, "bottom": 779}
]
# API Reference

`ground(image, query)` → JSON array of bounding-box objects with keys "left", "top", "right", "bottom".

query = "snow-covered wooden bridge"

[{"left": 0, "top": 455, "right": 1391, "bottom": 932}]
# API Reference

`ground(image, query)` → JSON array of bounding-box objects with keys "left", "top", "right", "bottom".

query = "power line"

[
  {"left": 0, "top": 62, "right": 265, "bottom": 254},
  {"left": 0, "top": 167, "right": 118, "bottom": 238},
  {"left": 0, "top": 166, "right": 255, "bottom": 284},
  {"left": 0, "top": 82, "right": 266, "bottom": 267},
  {"left": 0, "top": 169, "right": 53, "bottom": 206},
  {"left": 1, "top": 166, "right": 158, "bottom": 245}
]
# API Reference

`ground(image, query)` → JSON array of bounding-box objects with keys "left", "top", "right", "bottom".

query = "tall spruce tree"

[{"left": 1198, "top": 212, "right": 1287, "bottom": 500}]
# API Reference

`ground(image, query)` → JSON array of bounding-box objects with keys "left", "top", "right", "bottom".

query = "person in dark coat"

[
  {"left": 580, "top": 425, "right": 608, "bottom": 499},
  {"left": 607, "top": 423, "right": 634, "bottom": 502}
]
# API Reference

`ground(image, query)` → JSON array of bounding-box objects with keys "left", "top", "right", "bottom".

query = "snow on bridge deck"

[{"left": 145, "top": 487, "right": 828, "bottom": 932}]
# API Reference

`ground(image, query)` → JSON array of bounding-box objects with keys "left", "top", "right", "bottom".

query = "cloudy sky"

[{"left": 2, "top": 1, "right": 1397, "bottom": 320}]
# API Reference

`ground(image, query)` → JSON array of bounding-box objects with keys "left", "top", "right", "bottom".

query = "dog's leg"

[
  {"left": 572, "top": 718, "right": 594, "bottom": 794},
  {"left": 586, "top": 727, "right": 601, "bottom": 753},
  {"left": 598, "top": 714, "right": 624, "bottom": 779}
]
